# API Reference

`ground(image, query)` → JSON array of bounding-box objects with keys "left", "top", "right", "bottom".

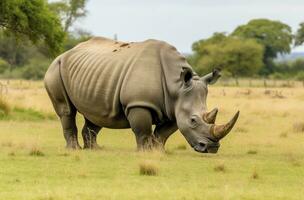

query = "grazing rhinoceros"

[{"left": 44, "top": 37, "right": 239, "bottom": 153}]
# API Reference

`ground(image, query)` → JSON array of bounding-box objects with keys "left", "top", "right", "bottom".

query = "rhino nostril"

[{"left": 199, "top": 142, "right": 207, "bottom": 148}]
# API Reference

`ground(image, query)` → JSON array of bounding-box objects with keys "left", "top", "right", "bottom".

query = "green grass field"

[{"left": 0, "top": 80, "right": 303, "bottom": 200}]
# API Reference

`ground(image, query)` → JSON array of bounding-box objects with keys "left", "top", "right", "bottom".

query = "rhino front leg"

[
  {"left": 82, "top": 118, "right": 102, "bottom": 149},
  {"left": 60, "top": 114, "right": 81, "bottom": 149},
  {"left": 127, "top": 107, "right": 155, "bottom": 151},
  {"left": 154, "top": 121, "right": 178, "bottom": 149}
]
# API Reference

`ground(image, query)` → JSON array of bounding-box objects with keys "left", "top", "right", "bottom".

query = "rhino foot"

[
  {"left": 136, "top": 136, "right": 165, "bottom": 152},
  {"left": 66, "top": 141, "right": 82, "bottom": 150},
  {"left": 83, "top": 143, "right": 102, "bottom": 150}
]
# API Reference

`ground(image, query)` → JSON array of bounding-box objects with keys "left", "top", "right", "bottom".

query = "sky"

[{"left": 74, "top": 0, "right": 304, "bottom": 53}]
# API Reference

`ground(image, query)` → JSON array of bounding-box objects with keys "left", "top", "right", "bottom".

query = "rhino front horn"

[
  {"left": 203, "top": 108, "right": 218, "bottom": 124},
  {"left": 210, "top": 111, "right": 240, "bottom": 140}
]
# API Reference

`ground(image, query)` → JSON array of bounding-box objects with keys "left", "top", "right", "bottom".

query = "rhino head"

[{"left": 174, "top": 68, "right": 239, "bottom": 153}]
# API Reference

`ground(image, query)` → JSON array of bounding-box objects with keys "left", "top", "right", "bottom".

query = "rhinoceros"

[{"left": 44, "top": 37, "right": 239, "bottom": 153}]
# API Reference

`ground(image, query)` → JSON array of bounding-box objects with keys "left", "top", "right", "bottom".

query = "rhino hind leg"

[
  {"left": 82, "top": 118, "right": 102, "bottom": 149},
  {"left": 44, "top": 58, "right": 80, "bottom": 149},
  {"left": 60, "top": 110, "right": 81, "bottom": 149},
  {"left": 127, "top": 107, "right": 158, "bottom": 150}
]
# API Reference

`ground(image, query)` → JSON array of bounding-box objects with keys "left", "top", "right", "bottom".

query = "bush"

[
  {"left": 0, "top": 59, "right": 9, "bottom": 74},
  {"left": 21, "top": 59, "right": 50, "bottom": 80},
  {"left": 296, "top": 72, "right": 304, "bottom": 86},
  {"left": 269, "top": 72, "right": 286, "bottom": 80},
  {"left": 296, "top": 72, "right": 304, "bottom": 81}
]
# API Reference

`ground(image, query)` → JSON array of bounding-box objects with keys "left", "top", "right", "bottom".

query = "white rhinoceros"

[{"left": 44, "top": 37, "right": 239, "bottom": 153}]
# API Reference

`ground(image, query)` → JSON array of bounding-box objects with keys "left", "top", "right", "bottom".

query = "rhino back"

[{"left": 59, "top": 37, "right": 168, "bottom": 127}]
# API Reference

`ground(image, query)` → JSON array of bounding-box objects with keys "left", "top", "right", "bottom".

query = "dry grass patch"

[
  {"left": 279, "top": 132, "right": 288, "bottom": 138},
  {"left": 8, "top": 151, "right": 16, "bottom": 156},
  {"left": 58, "top": 152, "right": 70, "bottom": 157},
  {"left": 165, "top": 149, "right": 174, "bottom": 155},
  {"left": 1, "top": 141, "right": 13, "bottom": 147},
  {"left": 214, "top": 163, "right": 226, "bottom": 172},
  {"left": 293, "top": 122, "right": 304, "bottom": 133},
  {"left": 174, "top": 144, "right": 187, "bottom": 150},
  {"left": 29, "top": 147, "right": 45, "bottom": 157},
  {"left": 286, "top": 153, "right": 301, "bottom": 167},
  {"left": 139, "top": 160, "right": 159, "bottom": 176},
  {"left": 74, "top": 155, "right": 81, "bottom": 161},
  {"left": 251, "top": 169, "right": 259, "bottom": 179},
  {"left": 247, "top": 150, "right": 258, "bottom": 155},
  {"left": 0, "top": 96, "right": 10, "bottom": 117},
  {"left": 78, "top": 172, "right": 87, "bottom": 178},
  {"left": 234, "top": 126, "right": 248, "bottom": 133}
]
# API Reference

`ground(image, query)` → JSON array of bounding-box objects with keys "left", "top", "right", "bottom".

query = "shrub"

[
  {"left": 0, "top": 59, "right": 9, "bottom": 74},
  {"left": 269, "top": 72, "right": 285, "bottom": 80},
  {"left": 296, "top": 72, "right": 304, "bottom": 86},
  {"left": 21, "top": 59, "right": 50, "bottom": 80}
]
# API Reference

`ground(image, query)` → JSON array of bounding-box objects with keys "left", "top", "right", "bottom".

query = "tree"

[
  {"left": 0, "top": 31, "right": 34, "bottom": 70},
  {"left": 190, "top": 33, "right": 264, "bottom": 85},
  {"left": 189, "top": 32, "right": 227, "bottom": 74},
  {"left": 63, "top": 29, "right": 91, "bottom": 51},
  {"left": 49, "top": 0, "right": 88, "bottom": 32},
  {"left": 295, "top": 22, "right": 304, "bottom": 46},
  {"left": 0, "top": 0, "right": 65, "bottom": 57},
  {"left": 232, "top": 19, "right": 293, "bottom": 75}
]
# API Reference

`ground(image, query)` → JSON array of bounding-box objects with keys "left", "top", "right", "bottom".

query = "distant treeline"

[
  {"left": 0, "top": 1, "right": 303, "bottom": 82},
  {"left": 188, "top": 19, "right": 304, "bottom": 84}
]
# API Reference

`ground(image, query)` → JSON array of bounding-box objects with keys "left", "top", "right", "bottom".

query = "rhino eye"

[{"left": 190, "top": 116, "right": 199, "bottom": 128}]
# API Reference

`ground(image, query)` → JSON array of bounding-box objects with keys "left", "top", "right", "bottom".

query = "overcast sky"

[{"left": 75, "top": 0, "right": 304, "bottom": 53}]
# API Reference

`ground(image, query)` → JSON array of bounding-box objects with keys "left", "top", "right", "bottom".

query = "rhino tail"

[{"left": 44, "top": 56, "right": 75, "bottom": 117}]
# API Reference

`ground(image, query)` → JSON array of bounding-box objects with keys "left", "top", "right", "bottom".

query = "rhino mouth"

[{"left": 193, "top": 141, "right": 220, "bottom": 154}]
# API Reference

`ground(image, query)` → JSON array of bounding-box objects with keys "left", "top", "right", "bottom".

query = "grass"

[
  {"left": 293, "top": 122, "right": 304, "bottom": 133},
  {"left": 0, "top": 94, "right": 55, "bottom": 121},
  {"left": 174, "top": 143, "right": 187, "bottom": 150},
  {"left": 0, "top": 80, "right": 303, "bottom": 199},
  {"left": 29, "top": 147, "right": 45, "bottom": 157},
  {"left": 251, "top": 169, "right": 259, "bottom": 179},
  {"left": 0, "top": 106, "right": 56, "bottom": 121},
  {"left": 214, "top": 163, "right": 226, "bottom": 172},
  {"left": 0, "top": 96, "right": 10, "bottom": 117},
  {"left": 247, "top": 150, "right": 258, "bottom": 155},
  {"left": 139, "top": 160, "right": 159, "bottom": 176}
]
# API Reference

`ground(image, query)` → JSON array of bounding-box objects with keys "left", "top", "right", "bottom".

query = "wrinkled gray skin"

[{"left": 44, "top": 37, "right": 239, "bottom": 153}]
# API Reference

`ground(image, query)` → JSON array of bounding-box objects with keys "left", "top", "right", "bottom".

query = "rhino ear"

[
  {"left": 181, "top": 67, "right": 193, "bottom": 87},
  {"left": 201, "top": 68, "right": 221, "bottom": 85}
]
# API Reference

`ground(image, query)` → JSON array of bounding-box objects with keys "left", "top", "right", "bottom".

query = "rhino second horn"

[
  {"left": 203, "top": 108, "right": 218, "bottom": 124},
  {"left": 210, "top": 111, "right": 240, "bottom": 140}
]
